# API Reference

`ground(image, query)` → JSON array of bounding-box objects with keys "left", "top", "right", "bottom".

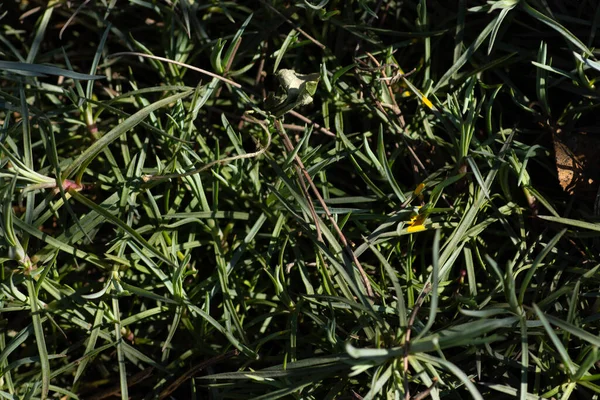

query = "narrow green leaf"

[
  {"left": 73, "top": 305, "right": 106, "bottom": 383},
  {"left": 518, "top": 229, "right": 566, "bottom": 304},
  {"left": 434, "top": 12, "right": 498, "bottom": 90},
  {"left": 112, "top": 297, "right": 128, "bottom": 400},
  {"left": 63, "top": 90, "right": 192, "bottom": 180},
  {"left": 273, "top": 30, "right": 298, "bottom": 73},
  {"left": 521, "top": 3, "right": 592, "bottom": 57},
  {"left": 68, "top": 190, "right": 176, "bottom": 267},
  {"left": 414, "top": 353, "right": 484, "bottom": 400},
  {"left": 532, "top": 303, "right": 577, "bottom": 376},
  {"left": 416, "top": 229, "right": 441, "bottom": 340},
  {"left": 542, "top": 312, "right": 600, "bottom": 347},
  {"left": 26, "top": 279, "right": 50, "bottom": 399},
  {"left": 537, "top": 215, "right": 600, "bottom": 232},
  {"left": 0, "top": 61, "right": 104, "bottom": 80}
]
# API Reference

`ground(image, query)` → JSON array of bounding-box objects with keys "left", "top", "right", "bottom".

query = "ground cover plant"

[{"left": 1, "top": 0, "right": 600, "bottom": 399}]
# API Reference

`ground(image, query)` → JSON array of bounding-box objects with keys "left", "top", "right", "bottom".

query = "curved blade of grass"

[
  {"left": 434, "top": 13, "right": 498, "bottom": 90},
  {"left": 26, "top": 279, "right": 50, "bottom": 399},
  {"left": 517, "top": 145, "right": 544, "bottom": 186},
  {"left": 488, "top": 7, "right": 513, "bottom": 55},
  {"left": 367, "top": 243, "right": 407, "bottom": 328},
  {"left": 459, "top": 308, "right": 510, "bottom": 318},
  {"left": 573, "top": 52, "right": 600, "bottom": 73},
  {"left": 537, "top": 215, "right": 600, "bottom": 232},
  {"left": 518, "top": 229, "right": 566, "bottom": 304},
  {"left": 68, "top": 190, "right": 175, "bottom": 267},
  {"left": 251, "top": 383, "right": 313, "bottom": 400},
  {"left": 0, "top": 61, "right": 104, "bottom": 80},
  {"left": 162, "top": 306, "right": 183, "bottom": 352},
  {"left": 532, "top": 303, "right": 576, "bottom": 376},
  {"left": 346, "top": 317, "right": 516, "bottom": 359},
  {"left": 0, "top": 323, "right": 35, "bottom": 365},
  {"left": 536, "top": 41, "right": 550, "bottom": 116},
  {"left": 222, "top": 14, "right": 254, "bottom": 70},
  {"left": 414, "top": 353, "right": 483, "bottom": 400},
  {"left": 119, "top": 281, "right": 178, "bottom": 305},
  {"left": 521, "top": 2, "right": 592, "bottom": 57},
  {"left": 85, "top": 23, "right": 111, "bottom": 99},
  {"left": 163, "top": 211, "right": 250, "bottom": 220},
  {"left": 573, "top": 346, "right": 598, "bottom": 382},
  {"left": 416, "top": 229, "right": 441, "bottom": 340},
  {"left": 112, "top": 297, "right": 128, "bottom": 400},
  {"left": 519, "top": 316, "right": 529, "bottom": 400},
  {"left": 273, "top": 29, "right": 298, "bottom": 73},
  {"left": 73, "top": 305, "right": 105, "bottom": 383},
  {"left": 412, "top": 318, "right": 516, "bottom": 353},
  {"left": 524, "top": 187, "right": 559, "bottom": 217},
  {"left": 377, "top": 126, "right": 406, "bottom": 202},
  {"left": 531, "top": 61, "right": 575, "bottom": 80},
  {"left": 364, "top": 364, "right": 392, "bottom": 400},
  {"left": 466, "top": 156, "right": 490, "bottom": 199},
  {"left": 1, "top": 177, "right": 19, "bottom": 248},
  {"left": 186, "top": 302, "right": 256, "bottom": 359},
  {"left": 13, "top": 217, "right": 110, "bottom": 270},
  {"left": 210, "top": 38, "right": 226, "bottom": 74},
  {"left": 362, "top": 133, "right": 384, "bottom": 174},
  {"left": 480, "top": 382, "right": 546, "bottom": 399},
  {"left": 26, "top": 3, "right": 52, "bottom": 63},
  {"left": 439, "top": 168, "right": 497, "bottom": 277},
  {"left": 3, "top": 355, "right": 64, "bottom": 378},
  {"left": 62, "top": 90, "right": 192, "bottom": 181},
  {"left": 200, "top": 354, "right": 352, "bottom": 380},
  {"left": 541, "top": 311, "right": 600, "bottom": 347}
]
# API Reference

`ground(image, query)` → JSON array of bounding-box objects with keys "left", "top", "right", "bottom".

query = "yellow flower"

[{"left": 407, "top": 206, "right": 426, "bottom": 233}]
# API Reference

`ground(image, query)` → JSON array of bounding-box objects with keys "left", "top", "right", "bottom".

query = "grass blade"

[
  {"left": 26, "top": 279, "right": 50, "bottom": 399},
  {"left": 62, "top": 90, "right": 192, "bottom": 181}
]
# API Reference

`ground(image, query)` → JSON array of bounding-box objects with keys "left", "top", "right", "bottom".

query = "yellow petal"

[
  {"left": 414, "top": 183, "right": 425, "bottom": 196},
  {"left": 407, "top": 224, "right": 427, "bottom": 233},
  {"left": 422, "top": 95, "right": 433, "bottom": 109}
]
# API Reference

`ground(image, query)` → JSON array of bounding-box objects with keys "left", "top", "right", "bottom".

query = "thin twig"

[
  {"left": 289, "top": 110, "right": 336, "bottom": 137},
  {"left": 412, "top": 377, "right": 438, "bottom": 400},
  {"left": 275, "top": 121, "right": 323, "bottom": 242},
  {"left": 108, "top": 52, "right": 242, "bottom": 88},
  {"left": 351, "top": 390, "right": 365, "bottom": 400},
  {"left": 365, "top": 52, "right": 406, "bottom": 127},
  {"left": 275, "top": 120, "right": 374, "bottom": 298},
  {"left": 143, "top": 117, "right": 271, "bottom": 182},
  {"left": 224, "top": 37, "right": 241, "bottom": 74},
  {"left": 59, "top": 0, "right": 91, "bottom": 39}
]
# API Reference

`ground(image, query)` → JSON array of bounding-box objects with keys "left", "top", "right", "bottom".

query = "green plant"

[{"left": 1, "top": 1, "right": 600, "bottom": 399}]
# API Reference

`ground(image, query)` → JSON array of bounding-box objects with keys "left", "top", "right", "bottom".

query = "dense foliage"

[{"left": 1, "top": 1, "right": 600, "bottom": 399}]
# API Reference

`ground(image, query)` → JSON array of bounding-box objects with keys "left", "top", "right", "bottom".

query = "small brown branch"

[
  {"left": 275, "top": 120, "right": 374, "bottom": 298},
  {"left": 224, "top": 37, "right": 242, "bottom": 75},
  {"left": 289, "top": 110, "right": 336, "bottom": 137},
  {"left": 143, "top": 117, "right": 271, "bottom": 183},
  {"left": 275, "top": 122, "right": 323, "bottom": 242},
  {"left": 365, "top": 52, "right": 405, "bottom": 128},
  {"left": 351, "top": 390, "right": 365, "bottom": 400},
  {"left": 108, "top": 52, "right": 242, "bottom": 88},
  {"left": 412, "top": 377, "right": 438, "bottom": 400}
]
